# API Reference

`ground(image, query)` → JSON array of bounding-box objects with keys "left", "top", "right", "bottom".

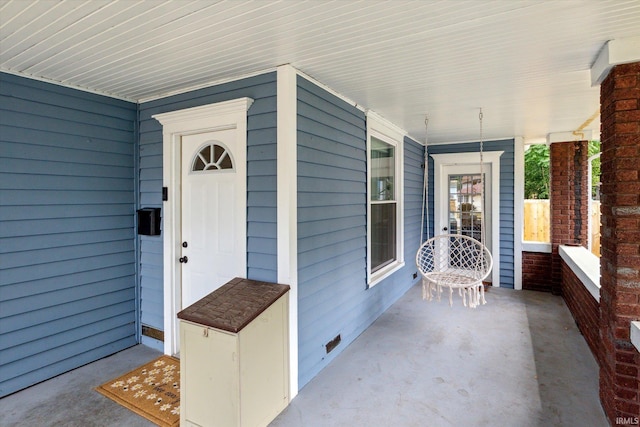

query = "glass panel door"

[
  {"left": 448, "top": 173, "right": 484, "bottom": 243},
  {"left": 434, "top": 157, "right": 496, "bottom": 286}
]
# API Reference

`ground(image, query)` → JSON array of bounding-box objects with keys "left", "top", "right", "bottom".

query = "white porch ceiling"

[{"left": 2, "top": 0, "right": 640, "bottom": 144}]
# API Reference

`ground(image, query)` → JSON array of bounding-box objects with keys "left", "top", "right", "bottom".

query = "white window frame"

[
  {"left": 588, "top": 151, "right": 601, "bottom": 256},
  {"left": 366, "top": 112, "right": 404, "bottom": 287}
]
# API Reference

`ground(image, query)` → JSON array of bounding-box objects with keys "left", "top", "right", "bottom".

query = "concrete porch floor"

[{"left": 0, "top": 284, "right": 607, "bottom": 427}]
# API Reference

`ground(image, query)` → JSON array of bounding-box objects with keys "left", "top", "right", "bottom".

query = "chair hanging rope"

[
  {"left": 416, "top": 110, "right": 493, "bottom": 308},
  {"left": 420, "top": 115, "right": 429, "bottom": 246}
]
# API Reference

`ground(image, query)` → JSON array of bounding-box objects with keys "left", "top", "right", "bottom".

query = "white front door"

[
  {"left": 180, "top": 130, "right": 247, "bottom": 309},
  {"left": 431, "top": 151, "right": 503, "bottom": 287},
  {"left": 153, "top": 98, "right": 253, "bottom": 356}
]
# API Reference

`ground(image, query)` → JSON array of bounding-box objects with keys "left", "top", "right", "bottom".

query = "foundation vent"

[{"left": 325, "top": 334, "right": 341, "bottom": 354}]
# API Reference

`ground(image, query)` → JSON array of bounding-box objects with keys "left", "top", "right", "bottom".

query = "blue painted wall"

[
  {"left": 0, "top": 72, "right": 137, "bottom": 397},
  {"left": 426, "top": 139, "right": 515, "bottom": 289},
  {"left": 0, "top": 69, "right": 513, "bottom": 398},
  {"left": 296, "top": 75, "right": 423, "bottom": 387},
  {"left": 137, "top": 73, "right": 278, "bottom": 349}
]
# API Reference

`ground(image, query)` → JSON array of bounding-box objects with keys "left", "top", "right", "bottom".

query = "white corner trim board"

[
  {"left": 276, "top": 64, "right": 299, "bottom": 399},
  {"left": 558, "top": 245, "right": 601, "bottom": 302},
  {"left": 514, "top": 137, "right": 524, "bottom": 290}
]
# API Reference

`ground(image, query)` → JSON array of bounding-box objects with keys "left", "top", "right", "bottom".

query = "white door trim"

[
  {"left": 153, "top": 98, "right": 253, "bottom": 356},
  {"left": 431, "top": 151, "right": 504, "bottom": 287}
]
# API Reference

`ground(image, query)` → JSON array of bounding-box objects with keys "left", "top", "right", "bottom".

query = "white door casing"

[
  {"left": 153, "top": 98, "right": 253, "bottom": 356},
  {"left": 431, "top": 151, "right": 503, "bottom": 287}
]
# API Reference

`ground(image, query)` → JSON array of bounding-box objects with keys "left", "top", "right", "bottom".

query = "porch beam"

[
  {"left": 591, "top": 36, "right": 640, "bottom": 86},
  {"left": 547, "top": 130, "right": 594, "bottom": 144}
]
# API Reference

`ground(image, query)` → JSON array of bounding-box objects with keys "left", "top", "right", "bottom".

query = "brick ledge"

[
  {"left": 559, "top": 245, "right": 600, "bottom": 302},
  {"left": 522, "top": 241, "right": 552, "bottom": 253},
  {"left": 631, "top": 322, "right": 640, "bottom": 353}
]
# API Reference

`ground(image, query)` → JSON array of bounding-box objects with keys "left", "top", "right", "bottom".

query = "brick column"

[
  {"left": 599, "top": 61, "right": 640, "bottom": 421},
  {"left": 549, "top": 140, "right": 589, "bottom": 295}
]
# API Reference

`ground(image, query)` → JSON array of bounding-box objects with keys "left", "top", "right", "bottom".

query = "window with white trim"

[
  {"left": 588, "top": 142, "right": 601, "bottom": 257},
  {"left": 367, "top": 113, "right": 404, "bottom": 286}
]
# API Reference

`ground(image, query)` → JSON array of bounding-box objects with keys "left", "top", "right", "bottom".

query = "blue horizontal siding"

[
  {"left": 426, "top": 139, "right": 515, "bottom": 289},
  {"left": 296, "top": 75, "right": 423, "bottom": 387},
  {"left": 137, "top": 73, "right": 278, "bottom": 344},
  {"left": 0, "top": 72, "right": 137, "bottom": 397},
  {"left": 1, "top": 327, "right": 135, "bottom": 395}
]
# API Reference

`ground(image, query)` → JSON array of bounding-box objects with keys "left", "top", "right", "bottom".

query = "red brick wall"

[
  {"left": 561, "top": 261, "right": 601, "bottom": 364},
  {"left": 550, "top": 141, "right": 589, "bottom": 295},
  {"left": 599, "top": 61, "right": 640, "bottom": 422},
  {"left": 522, "top": 251, "right": 553, "bottom": 292}
]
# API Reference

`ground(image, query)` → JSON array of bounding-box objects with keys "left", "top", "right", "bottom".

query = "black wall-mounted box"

[{"left": 137, "top": 208, "right": 161, "bottom": 236}]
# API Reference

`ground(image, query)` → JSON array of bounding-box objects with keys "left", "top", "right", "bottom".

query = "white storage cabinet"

[{"left": 178, "top": 278, "right": 290, "bottom": 427}]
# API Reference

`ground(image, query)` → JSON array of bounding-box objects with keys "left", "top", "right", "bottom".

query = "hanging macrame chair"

[{"left": 416, "top": 110, "right": 493, "bottom": 308}]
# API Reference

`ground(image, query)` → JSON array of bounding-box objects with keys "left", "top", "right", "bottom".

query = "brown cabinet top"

[{"left": 177, "top": 277, "right": 290, "bottom": 333}]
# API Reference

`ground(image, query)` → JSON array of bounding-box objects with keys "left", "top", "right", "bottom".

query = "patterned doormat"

[{"left": 96, "top": 355, "right": 180, "bottom": 427}]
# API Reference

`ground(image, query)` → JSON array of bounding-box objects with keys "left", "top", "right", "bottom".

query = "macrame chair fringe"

[{"left": 422, "top": 277, "right": 486, "bottom": 308}]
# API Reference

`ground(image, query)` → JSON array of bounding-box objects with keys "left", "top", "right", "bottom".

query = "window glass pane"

[
  {"left": 203, "top": 145, "right": 212, "bottom": 162},
  {"left": 370, "top": 137, "right": 395, "bottom": 201},
  {"left": 193, "top": 156, "right": 206, "bottom": 171},
  {"left": 448, "top": 174, "right": 484, "bottom": 243},
  {"left": 371, "top": 202, "right": 396, "bottom": 271},
  {"left": 213, "top": 144, "right": 224, "bottom": 163},
  {"left": 219, "top": 152, "right": 233, "bottom": 169}
]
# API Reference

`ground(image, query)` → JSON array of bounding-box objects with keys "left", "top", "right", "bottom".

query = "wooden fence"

[
  {"left": 524, "top": 199, "right": 550, "bottom": 242},
  {"left": 523, "top": 199, "right": 601, "bottom": 257},
  {"left": 590, "top": 201, "right": 601, "bottom": 257}
]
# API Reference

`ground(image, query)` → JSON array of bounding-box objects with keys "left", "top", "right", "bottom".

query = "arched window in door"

[{"left": 191, "top": 142, "right": 234, "bottom": 172}]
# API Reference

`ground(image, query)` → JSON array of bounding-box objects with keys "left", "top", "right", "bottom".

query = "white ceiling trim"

[
  {"left": 295, "top": 68, "right": 364, "bottom": 112},
  {"left": 0, "top": 67, "right": 137, "bottom": 102},
  {"left": 138, "top": 66, "right": 277, "bottom": 104}
]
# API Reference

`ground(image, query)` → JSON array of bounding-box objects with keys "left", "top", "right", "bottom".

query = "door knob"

[
  {"left": 182, "top": 241, "right": 188, "bottom": 248},
  {"left": 443, "top": 227, "right": 448, "bottom": 231},
  {"left": 179, "top": 256, "right": 188, "bottom": 264}
]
